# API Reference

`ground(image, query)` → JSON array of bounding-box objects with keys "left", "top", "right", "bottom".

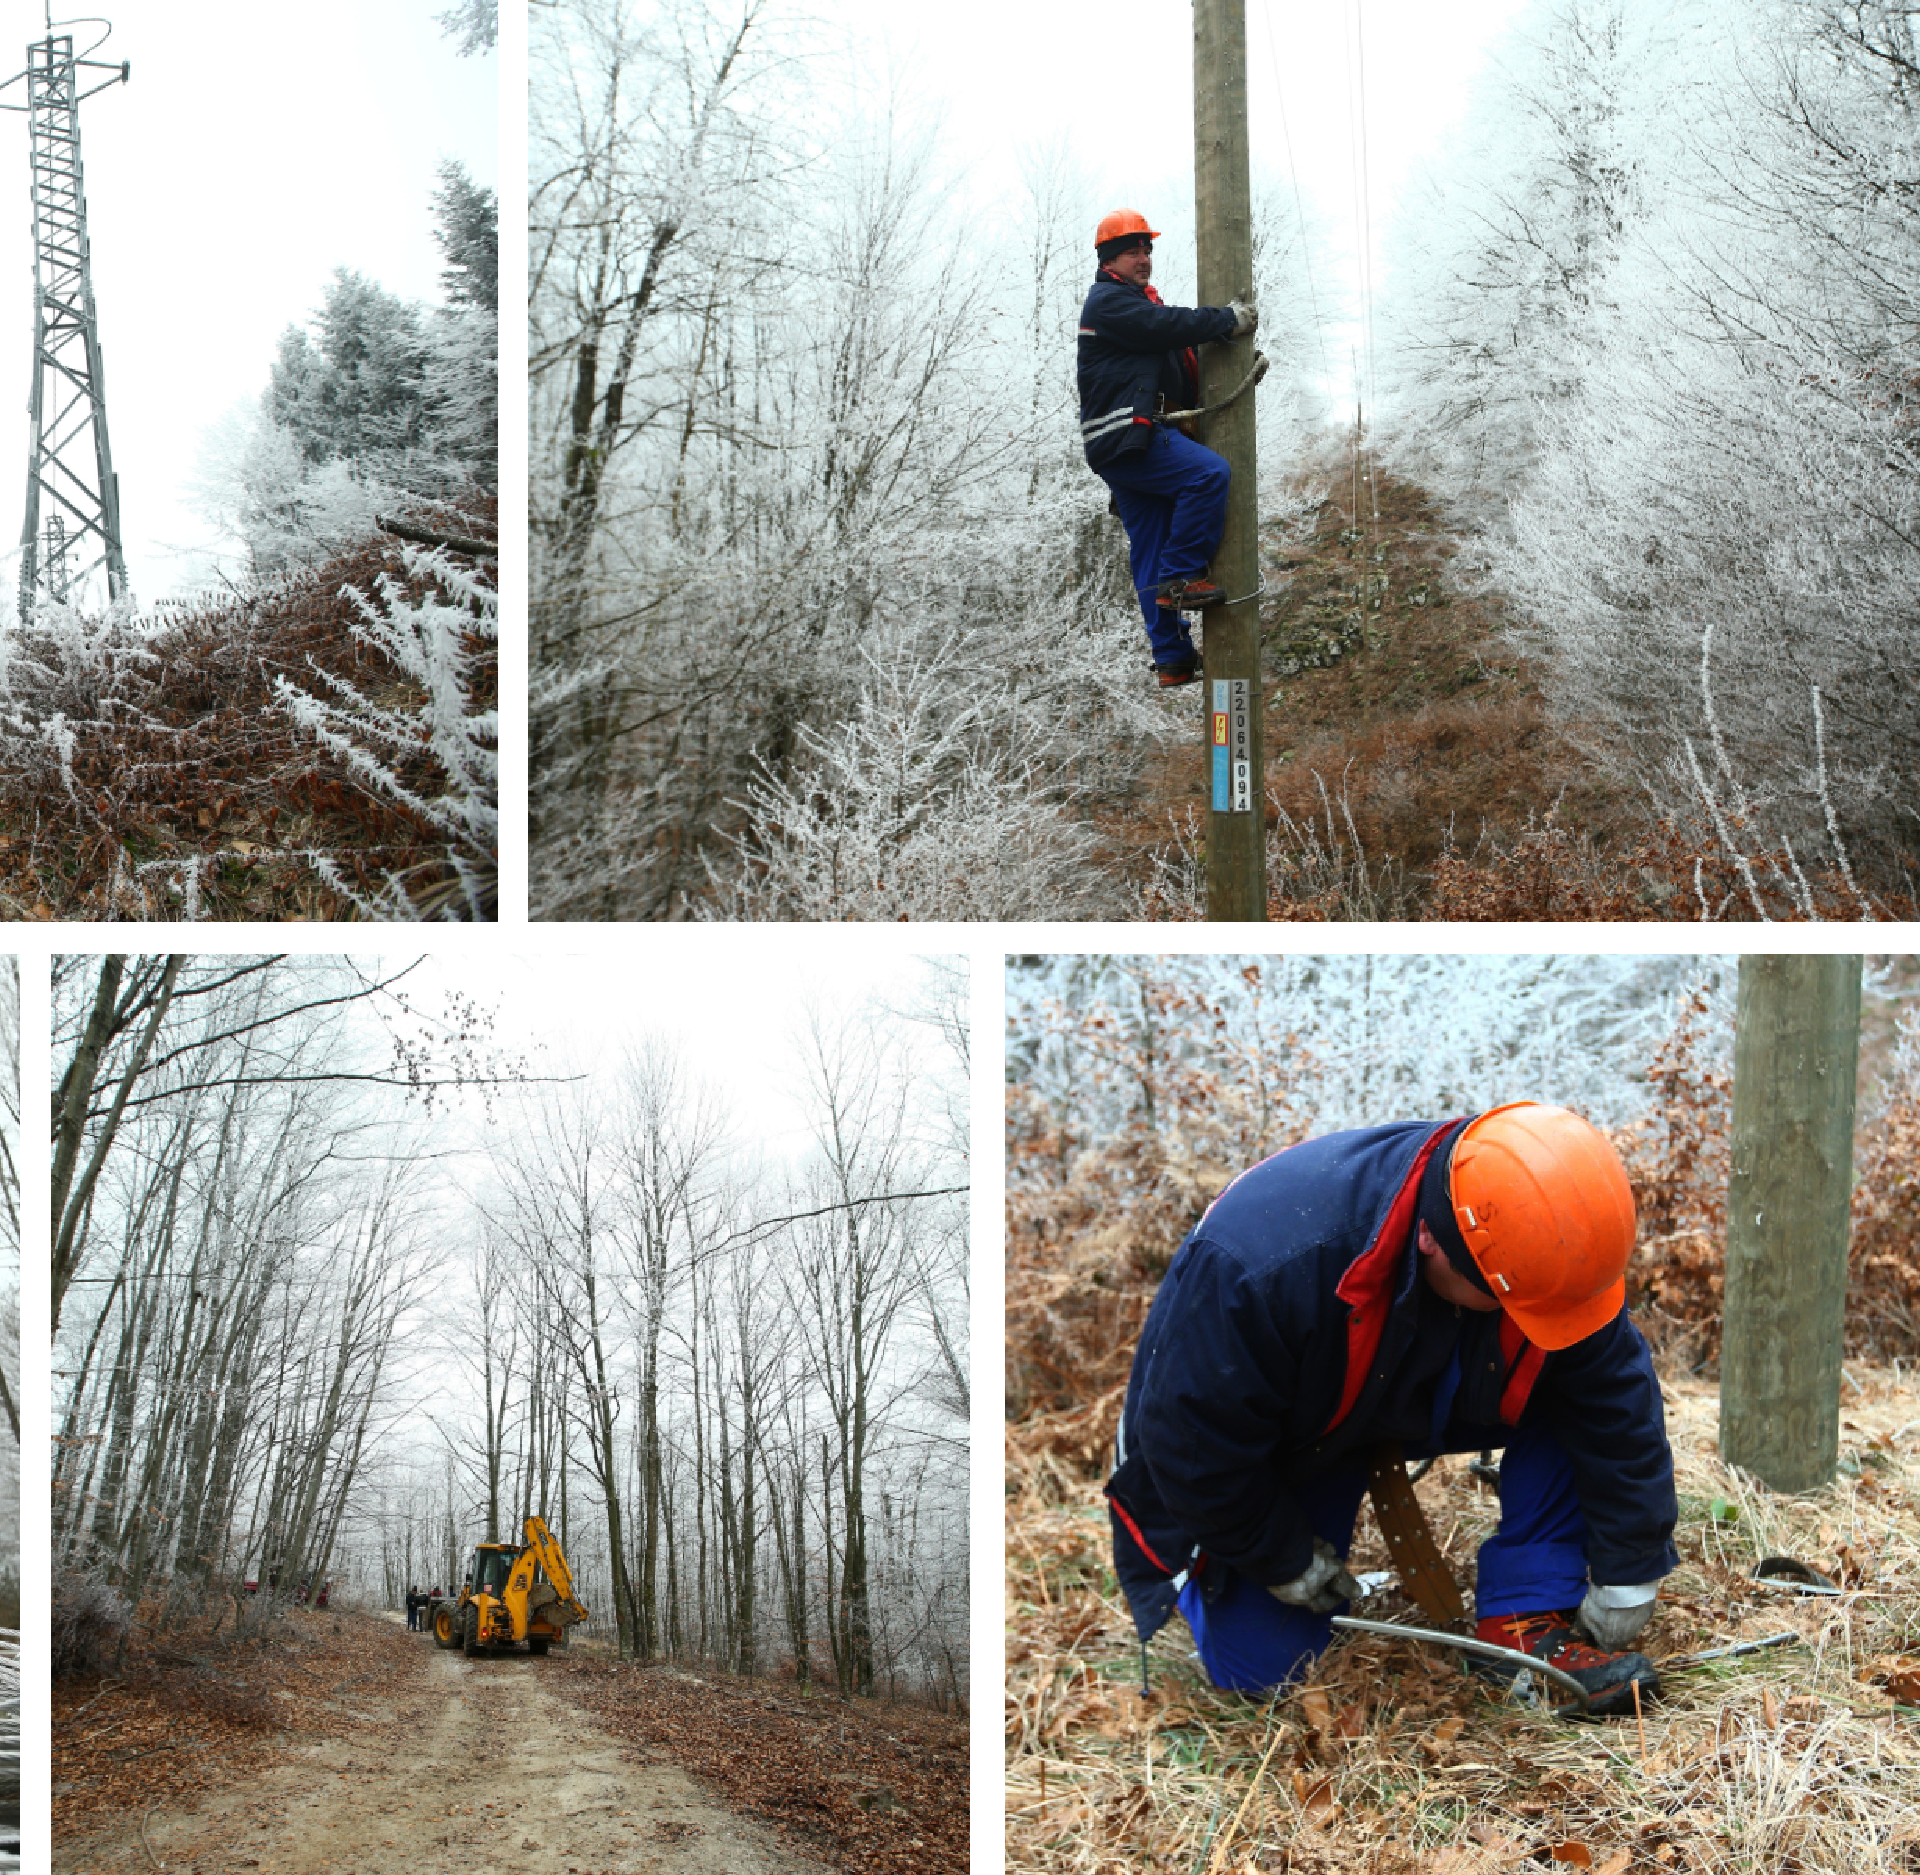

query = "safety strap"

[
  {"left": 1156, "top": 349, "right": 1269, "bottom": 425},
  {"left": 1366, "top": 1441, "right": 1467, "bottom": 1625}
]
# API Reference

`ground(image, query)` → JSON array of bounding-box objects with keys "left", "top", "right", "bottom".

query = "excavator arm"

[
  {"left": 523, "top": 1517, "right": 587, "bottom": 1622},
  {"left": 498, "top": 1515, "right": 588, "bottom": 1646}
]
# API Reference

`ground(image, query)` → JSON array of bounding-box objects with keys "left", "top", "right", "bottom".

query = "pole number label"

[{"left": 1210, "top": 679, "right": 1252, "bottom": 813}]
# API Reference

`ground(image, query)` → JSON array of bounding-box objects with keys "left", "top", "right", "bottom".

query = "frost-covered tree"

[
  {"left": 1008, "top": 952, "right": 1736, "bottom": 1139},
  {"left": 198, "top": 169, "right": 498, "bottom": 576},
  {"left": 433, "top": 160, "right": 498, "bottom": 316},
  {"left": 270, "top": 271, "right": 430, "bottom": 467},
  {"left": 438, "top": 0, "right": 497, "bottom": 56},
  {"left": 1487, "top": 0, "right": 1920, "bottom": 895},
  {"left": 424, "top": 162, "right": 499, "bottom": 483},
  {"left": 1376, "top": 0, "right": 1704, "bottom": 508}
]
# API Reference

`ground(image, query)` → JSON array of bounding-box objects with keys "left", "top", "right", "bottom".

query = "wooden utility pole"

[
  {"left": 1194, "top": 0, "right": 1266, "bottom": 920},
  {"left": 1720, "top": 954, "right": 1862, "bottom": 1492}
]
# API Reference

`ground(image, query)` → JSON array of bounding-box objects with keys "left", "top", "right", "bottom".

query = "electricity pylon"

[{"left": 0, "top": 10, "right": 127, "bottom": 619}]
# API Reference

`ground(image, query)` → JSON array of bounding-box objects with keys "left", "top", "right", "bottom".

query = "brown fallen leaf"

[
  {"left": 1596, "top": 1852, "right": 1632, "bottom": 1875},
  {"left": 1293, "top": 1769, "right": 1339, "bottom": 1826},
  {"left": 1889, "top": 1669, "right": 1920, "bottom": 1705},
  {"left": 1550, "top": 1844, "right": 1592, "bottom": 1867},
  {"left": 1300, "top": 1685, "right": 1333, "bottom": 1732},
  {"left": 1763, "top": 1685, "right": 1781, "bottom": 1728}
]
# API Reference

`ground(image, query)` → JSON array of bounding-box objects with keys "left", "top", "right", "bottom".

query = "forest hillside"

[
  {"left": 0, "top": 508, "right": 496, "bottom": 921},
  {"left": 534, "top": 0, "right": 1920, "bottom": 920}
]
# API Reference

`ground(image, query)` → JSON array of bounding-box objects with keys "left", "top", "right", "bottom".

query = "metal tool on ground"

[
  {"left": 1330, "top": 1612, "right": 1595, "bottom": 1715},
  {"left": 1658, "top": 1630, "right": 1800, "bottom": 1672},
  {"left": 1346, "top": 1445, "right": 1599, "bottom": 1714},
  {"left": 1751, "top": 1556, "right": 1843, "bottom": 1595},
  {"left": 430, "top": 1514, "right": 588, "bottom": 1657}
]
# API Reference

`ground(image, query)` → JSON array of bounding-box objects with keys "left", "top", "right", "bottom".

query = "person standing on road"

[
  {"left": 1105, "top": 1102, "right": 1678, "bottom": 1715},
  {"left": 1076, "top": 210, "right": 1256, "bottom": 688}
]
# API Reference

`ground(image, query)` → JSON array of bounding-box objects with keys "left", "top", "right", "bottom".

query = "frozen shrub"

[
  {"left": 51, "top": 1569, "right": 127, "bottom": 1679},
  {"left": 276, "top": 543, "right": 498, "bottom": 919}
]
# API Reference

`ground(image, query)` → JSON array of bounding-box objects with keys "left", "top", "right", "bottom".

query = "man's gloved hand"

[
  {"left": 1267, "top": 1538, "right": 1363, "bottom": 1613},
  {"left": 1577, "top": 1583, "right": 1659, "bottom": 1650},
  {"left": 1228, "top": 296, "right": 1258, "bottom": 338}
]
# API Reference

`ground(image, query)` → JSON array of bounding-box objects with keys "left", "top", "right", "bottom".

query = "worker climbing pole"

[
  {"left": 1074, "top": 2, "right": 1266, "bottom": 921},
  {"left": 1194, "top": 0, "right": 1266, "bottom": 920}
]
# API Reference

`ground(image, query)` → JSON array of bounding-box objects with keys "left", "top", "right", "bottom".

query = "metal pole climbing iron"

[
  {"left": 1194, "top": 0, "right": 1265, "bottom": 920},
  {"left": 0, "top": 11, "right": 129, "bottom": 620}
]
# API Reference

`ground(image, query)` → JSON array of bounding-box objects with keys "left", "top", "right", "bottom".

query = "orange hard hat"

[
  {"left": 1448, "top": 1102, "right": 1636, "bottom": 1350},
  {"left": 1095, "top": 208, "right": 1162, "bottom": 250}
]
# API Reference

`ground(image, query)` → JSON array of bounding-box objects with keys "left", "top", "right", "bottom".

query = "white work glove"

[
  {"left": 1267, "top": 1538, "right": 1363, "bottom": 1614},
  {"left": 1577, "top": 1583, "right": 1659, "bottom": 1650},
  {"left": 1228, "top": 296, "right": 1258, "bottom": 338}
]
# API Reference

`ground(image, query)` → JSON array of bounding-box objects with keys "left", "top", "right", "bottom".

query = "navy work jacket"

[
  {"left": 1076, "top": 270, "right": 1237, "bottom": 470},
  {"left": 1106, "top": 1119, "right": 1680, "bottom": 1642}
]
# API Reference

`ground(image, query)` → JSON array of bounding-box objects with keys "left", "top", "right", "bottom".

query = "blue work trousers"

[
  {"left": 1174, "top": 1419, "right": 1591, "bottom": 1695},
  {"left": 1097, "top": 427, "right": 1231, "bottom": 668}
]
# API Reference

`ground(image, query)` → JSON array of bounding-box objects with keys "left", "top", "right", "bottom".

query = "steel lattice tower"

[{"left": 0, "top": 13, "right": 126, "bottom": 619}]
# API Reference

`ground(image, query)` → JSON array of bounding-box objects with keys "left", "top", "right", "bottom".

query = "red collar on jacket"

[{"left": 1321, "top": 1121, "right": 1547, "bottom": 1436}]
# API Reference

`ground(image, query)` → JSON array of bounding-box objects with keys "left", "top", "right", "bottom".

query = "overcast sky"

[
  {"left": 827, "top": 0, "right": 1531, "bottom": 398},
  {"left": 412, "top": 943, "right": 965, "bottom": 1161},
  {"left": 0, "top": 0, "right": 497, "bottom": 601}
]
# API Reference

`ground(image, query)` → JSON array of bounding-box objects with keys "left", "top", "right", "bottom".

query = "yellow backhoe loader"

[{"left": 429, "top": 1515, "right": 587, "bottom": 1658}]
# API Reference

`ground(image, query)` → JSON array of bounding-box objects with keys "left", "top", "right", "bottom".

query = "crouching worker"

[
  {"left": 1106, "top": 1102, "right": 1678, "bottom": 1716},
  {"left": 1077, "top": 210, "right": 1257, "bottom": 688}
]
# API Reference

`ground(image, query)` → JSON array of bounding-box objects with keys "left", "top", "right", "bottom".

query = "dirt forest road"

[{"left": 56, "top": 1626, "right": 826, "bottom": 1875}]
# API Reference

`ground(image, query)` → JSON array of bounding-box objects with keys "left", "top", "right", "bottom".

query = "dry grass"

[{"left": 1006, "top": 1368, "right": 1920, "bottom": 1874}]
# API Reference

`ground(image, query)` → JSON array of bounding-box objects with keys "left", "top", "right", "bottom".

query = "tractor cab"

[{"left": 469, "top": 1545, "right": 517, "bottom": 1598}]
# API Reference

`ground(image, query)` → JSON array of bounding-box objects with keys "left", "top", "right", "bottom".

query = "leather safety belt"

[{"left": 1365, "top": 1440, "right": 1466, "bottom": 1626}]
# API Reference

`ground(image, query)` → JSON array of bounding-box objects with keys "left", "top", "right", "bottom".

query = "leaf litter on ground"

[{"left": 1007, "top": 1369, "right": 1920, "bottom": 1874}]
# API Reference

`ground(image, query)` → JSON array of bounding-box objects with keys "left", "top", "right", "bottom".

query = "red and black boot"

[
  {"left": 1471, "top": 1611, "right": 1660, "bottom": 1718},
  {"left": 1155, "top": 573, "right": 1229, "bottom": 611}
]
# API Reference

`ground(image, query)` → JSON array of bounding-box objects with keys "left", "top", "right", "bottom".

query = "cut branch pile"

[
  {"left": 0, "top": 493, "right": 497, "bottom": 920},
  {"left": 552, "top": 1655, "right": 968, "bottom": 1874}
]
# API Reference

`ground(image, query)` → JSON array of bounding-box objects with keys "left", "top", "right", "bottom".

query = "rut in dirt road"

[{"left": 57, "top": 1639, "right": 826, "bottom": 1875}]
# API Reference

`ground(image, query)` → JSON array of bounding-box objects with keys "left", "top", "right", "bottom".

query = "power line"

[
  {"left": 1259, "top": 0, "right": 1333, "bottom": 391},
  {"left": 1355, "top": 0, "right": 1380, "bottom": 528}
]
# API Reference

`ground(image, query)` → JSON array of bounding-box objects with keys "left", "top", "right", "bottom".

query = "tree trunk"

[{"left": 1720, "top": 953, "right": 1862, "bottom": 1491}]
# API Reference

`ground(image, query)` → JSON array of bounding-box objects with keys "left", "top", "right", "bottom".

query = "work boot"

[
  {"left": 1155, "top": 658, "right": 1202, "bottom": 688},
  {"left": 1156, "top": 573, "right": 1228, "bottom": 611},
  {"left": 1471, "top": 1611, "right": 1660, "bottom": 1718}
]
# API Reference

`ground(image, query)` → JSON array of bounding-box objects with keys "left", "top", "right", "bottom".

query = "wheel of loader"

[
  {"left": 462, "top": 1603, "right": 483, "bottom": 1657},
  {"left": 432, "top": 1602, "right": 459, "bottom": 1650}
]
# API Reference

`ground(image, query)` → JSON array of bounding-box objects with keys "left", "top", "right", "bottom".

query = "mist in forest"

[{"left": 53, "top": 953, "right": 967, "bottom": 1704}]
